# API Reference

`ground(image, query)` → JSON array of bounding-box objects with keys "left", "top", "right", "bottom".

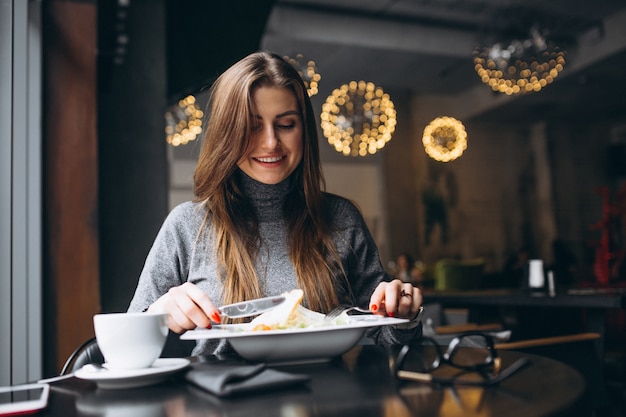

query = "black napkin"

[{"left": 183, "top": 362, "right": 310, "bottom": 397}]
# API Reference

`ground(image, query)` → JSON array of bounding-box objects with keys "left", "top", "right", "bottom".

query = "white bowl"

[{"left": 182, "top": 316, "right": 408, "bottom": 363}]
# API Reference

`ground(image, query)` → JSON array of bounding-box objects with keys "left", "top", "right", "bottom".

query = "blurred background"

[{"left": 2, "top": 0, "right": 625, "bottom": 382}]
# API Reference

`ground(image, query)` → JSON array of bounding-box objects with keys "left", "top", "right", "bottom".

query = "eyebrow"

[{"left": 253, "top": 110, "right": 300, "bottom": 120}]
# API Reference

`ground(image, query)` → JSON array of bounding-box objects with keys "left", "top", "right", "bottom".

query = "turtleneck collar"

[{"left": 237, "top": 169, "right": 293, "bottom": 207}]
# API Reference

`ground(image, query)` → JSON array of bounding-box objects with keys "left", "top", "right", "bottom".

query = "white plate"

[
  {"left": 74, "top": 358, "right": 190, "bottom": 389},
  {"left": 181, "top": 316, "right": 409, "bottom": 363}
]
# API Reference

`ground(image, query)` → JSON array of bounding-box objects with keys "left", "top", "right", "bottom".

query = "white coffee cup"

[
  {"left": 528, "top": 259, "right": 545, "bottom": 288},
  {"left": 93, "top": 312, "right": 168, "bottom": 370}
]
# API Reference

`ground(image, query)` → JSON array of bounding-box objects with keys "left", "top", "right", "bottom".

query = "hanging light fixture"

[
  {"left": 165, "top": 95, "right": 203, "bottom": 147},
  {"left": 320, "top": 80, "right": 396, "bottom": 157},
  {"left": 422, "top": 116, "right": 467, "bottom": 162},
  {"left": 473, "top": 9, "right": 567, "bottom": 96},
  {"left": 283, "top": 54, "right": 321, "bottom": 97}
]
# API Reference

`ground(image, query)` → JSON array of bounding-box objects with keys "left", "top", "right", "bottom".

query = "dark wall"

[
  {"left": 165, "top": 0, "right": 276, "bottom": 101},
  {"left": 382, "top": 91, "right": 421, "bottom": 261},
  {"left": 98, "top": 0, "right": 169, "bottom": 312}
]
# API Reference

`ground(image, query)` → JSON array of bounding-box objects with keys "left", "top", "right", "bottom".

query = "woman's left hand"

[{"left": 369, "top": 279, "right": 422, "bottom": 319}]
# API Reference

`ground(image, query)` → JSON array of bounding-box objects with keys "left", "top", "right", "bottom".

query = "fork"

[{"left": 324, "top": 304, "right": 372, "bottom": 321}]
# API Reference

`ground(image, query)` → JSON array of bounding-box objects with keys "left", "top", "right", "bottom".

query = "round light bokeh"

[{"left": 422, "top": 116, "right": 467, "bottom": 162}]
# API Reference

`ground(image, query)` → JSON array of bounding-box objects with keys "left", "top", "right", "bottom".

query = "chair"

[
  {"left": 60, "top": 330, "right": 195, "bottom": 375},
  {"left": 494, "top": 332, "right": 601, "bottom": 351},
  {"left": 435, "top": 322, "right": 503, "bottom": 335},
  {"left": 434, "top": 258, "right": 485, "bottom": 291},
  {"left": 60, "top": 337, "right": 103, "bottom": 375}
]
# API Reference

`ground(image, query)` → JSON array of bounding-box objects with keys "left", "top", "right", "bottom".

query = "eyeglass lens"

[{"left": 445, "top": 333, "right": 495, "bottom": 370}]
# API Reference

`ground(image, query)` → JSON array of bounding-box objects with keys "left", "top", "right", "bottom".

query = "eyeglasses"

[{"left": 394, "top": 332, "right": 530, "bottom": 386}]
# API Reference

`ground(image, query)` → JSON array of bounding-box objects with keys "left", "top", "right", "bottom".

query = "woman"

[{"left": 128, "top": 51, "right": 423, "bottom": 355}]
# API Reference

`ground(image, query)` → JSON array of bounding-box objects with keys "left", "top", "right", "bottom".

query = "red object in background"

[
  {"left": 588, "top": 184, "right": 626, "bottom": 349},
  {"left": 590, "top": 185, "right": 626, "bottom": 285},
  {"left": 593, "top": 247, "right": 610, "bottom": 285}
]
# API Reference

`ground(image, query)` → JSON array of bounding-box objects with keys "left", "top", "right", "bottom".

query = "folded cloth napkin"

[{"left": 183, "top": 362, "right": 310, "bottom": 397}]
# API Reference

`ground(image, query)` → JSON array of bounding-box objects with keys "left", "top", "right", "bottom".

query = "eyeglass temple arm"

[
  {"left": 397, "top": 357, "right": 531, "bottom": 386},
  {"left": 397, "top": 370, "right": 433, "bottom": 383},
  {"left": 491, "top": 357, "right": 531, "bottom": 383}
]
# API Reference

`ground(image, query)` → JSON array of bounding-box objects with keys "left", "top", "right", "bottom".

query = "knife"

[{"left": 218, "top": 295, "right": 286, "bottom": 318}]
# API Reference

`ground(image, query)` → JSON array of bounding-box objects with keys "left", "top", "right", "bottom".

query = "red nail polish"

[
  {"left": 211, "top": 312, "right": 221, "bottom": 324},
  {"left": 387, "top": 311, "right": 395, "bottom": 317},
  {"left": 371, "top": 304, "right": 378, "bottom": 312}
]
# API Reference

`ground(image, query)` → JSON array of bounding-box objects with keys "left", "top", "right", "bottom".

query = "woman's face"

[{"left": 238, "top": 86, "right": 303, "bottom": 185}]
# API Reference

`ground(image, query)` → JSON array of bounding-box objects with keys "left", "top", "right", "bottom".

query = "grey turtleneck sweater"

[{"left": 128, "top": 171, "right": 419, "bottom": 355}]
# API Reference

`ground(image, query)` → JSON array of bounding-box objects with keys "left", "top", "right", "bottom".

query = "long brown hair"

[{"left": 193, "top": 51, "right": 344, "bottom": 314}]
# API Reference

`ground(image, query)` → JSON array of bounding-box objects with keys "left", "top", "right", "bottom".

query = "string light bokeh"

[
  {"left": 283, "top": 54, "right": 321, "bottom": 97},
  {"left": 320, "top": 81, "right": 396, "bottom": 157},
  {"left": 165, "top": 95, "right": 203, "bottom": 147},
  {"left": 473, "top": 26, "right": 566, "bottom": 95}
]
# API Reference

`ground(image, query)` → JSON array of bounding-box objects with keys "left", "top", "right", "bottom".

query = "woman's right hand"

[{"left": 147, "top": 282, "right": 221, "bottom": 333}]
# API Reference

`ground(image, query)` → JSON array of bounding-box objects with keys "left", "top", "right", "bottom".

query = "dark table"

[
  {"left": 40, "top": 344, "right": 584, "bottom": 417},
  {"left": 422, "top": 288, "right": 626, "bottom": 352}
]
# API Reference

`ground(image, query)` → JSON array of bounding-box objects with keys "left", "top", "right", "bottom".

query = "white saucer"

[{"left": 75, "top": 358, "right": 190, "bottom": 389}]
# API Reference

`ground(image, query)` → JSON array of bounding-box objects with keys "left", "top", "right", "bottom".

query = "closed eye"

[{"left": 276, "top": 115, "right": 300, "bottom": 130}]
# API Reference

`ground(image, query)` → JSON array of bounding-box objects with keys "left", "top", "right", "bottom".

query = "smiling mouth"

[{"left": 254, "top": 156, "right": 285, "bottom": 163}]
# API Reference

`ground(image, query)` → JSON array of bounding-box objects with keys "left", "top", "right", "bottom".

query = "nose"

[{"left": 259, "top": 124, "right": 279, "bottom": 149}]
